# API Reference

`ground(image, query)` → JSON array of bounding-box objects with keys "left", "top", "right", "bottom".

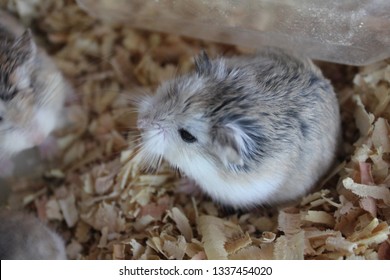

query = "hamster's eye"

[
  {"left": 178, "top": 128, "right": 197, "bottom": 143},
  {"left": 0, "top": 116, "right": 3, "bottom": 122}
]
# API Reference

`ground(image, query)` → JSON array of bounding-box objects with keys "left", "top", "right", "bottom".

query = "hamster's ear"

[
  {"left": 194, "top": 50, "right": 211, "bottom": 76},
  {"left": 211, "top": 123, "right": 246, "bottom": 168},
  {"left": 13, "top": 29, "right": 37, "bottom": 60}
]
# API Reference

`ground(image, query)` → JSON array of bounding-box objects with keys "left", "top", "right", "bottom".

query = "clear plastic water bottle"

[{"left": 77, "top": 0, "right": 390, "bottom": 66}]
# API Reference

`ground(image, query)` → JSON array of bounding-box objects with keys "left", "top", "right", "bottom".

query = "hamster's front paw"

[
  {"left": 175, "top": 176, "right": 202, "bottom": 195},
  {"left": 38, "top": 135, "right": 60, "bottom": 161}
]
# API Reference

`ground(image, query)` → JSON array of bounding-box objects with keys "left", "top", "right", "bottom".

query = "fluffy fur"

[
  {"left": 0, "top": 210, "right": 66, "bottom": 260},
  {"left": 0, "top": 12, "right": 68, "bottom": 160},
  {"left": 135, "top": 48, "right": 341, "bottom": 208}
]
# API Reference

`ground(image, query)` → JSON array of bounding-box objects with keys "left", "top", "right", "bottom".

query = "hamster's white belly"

[{"left": 169, "top": 152, "right": 288, "bottom": 207}]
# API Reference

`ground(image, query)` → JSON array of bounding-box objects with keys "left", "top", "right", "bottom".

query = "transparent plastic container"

[{"left": 77, "top": 0, "right": 390, "bottom": 66}]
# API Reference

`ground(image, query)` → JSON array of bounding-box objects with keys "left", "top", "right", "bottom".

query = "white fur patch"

[
  {"left": 2, "top": 130, "right": 32, "bottom": 154},
  {"left": 13, "top": 65, "right": 31, "bottom": 90},
  {"left": 35, "top": 108, "right": 58, "bottom": 136},
  {"left": 167, "top": 151, "right": 286, "bottom": 208}
]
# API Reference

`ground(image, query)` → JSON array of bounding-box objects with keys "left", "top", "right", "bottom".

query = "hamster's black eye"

[
  {"left": 178, "top": 128, "right": 197, "bottom": 143},
  {"left": 0, "top": 116, "right": 3, "bottom": 122}
]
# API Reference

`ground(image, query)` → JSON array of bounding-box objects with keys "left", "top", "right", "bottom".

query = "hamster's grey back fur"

[
  {"left": 0, "top": 210, "right": 66, "bottom": 260},
  {"left": 136, "top": 48, "right": 341, "bottom": 208}
]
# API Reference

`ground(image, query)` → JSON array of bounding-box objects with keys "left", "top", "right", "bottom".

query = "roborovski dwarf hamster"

[
  {"left": 0, "top": 10, "right": 68, "bottom": 163},
  {"left": 0, "top": 210, "right": 66, "bottom": 259},
  {"left": 135, "top": 48, "right": 341, "bottom": 208}
]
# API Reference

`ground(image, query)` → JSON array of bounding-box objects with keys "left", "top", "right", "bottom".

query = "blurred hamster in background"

[
  {"left": 0, "top": 11, "right": 69, "bottom": 260},
  {"left": 0, "top": 210, "right": 66, "bottom": 260},
  {"left": 135, "top": 48, "right": 341, "bottom": 209},
  {"left": 0, "top": 10, "right": 70, "bottom": 176}
]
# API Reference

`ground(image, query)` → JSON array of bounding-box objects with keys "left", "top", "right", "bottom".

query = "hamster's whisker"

[
  {"left": 40, "top": 75, "right": 64, "bottom": 106},
  {"left": 152, "top": 155, "right": 163, "bottom": 174},
  {"left": 126, "top": 90, "right": 153, "bottom": 107},
  {"left": 126, "top": 136, "right": 142, "bottom": 144},
  {"left": 129, "top": 138, "right": 143, "bottom": 146},
  {"left": 125, "top": 109, "right": 142, "bottom": 115},
  {"left": 127, "top": 133, "right": 142, "bottom": 140},
  {"left": 141, "top": 130, "right": 162, "bottom": 141},
  {"left": 126, "top": 129, "right": 141, "bottom": 136},
  {"left": 127, "top": 142, "right": 143, "bottom": 150},
  {"left": 137, "top": 146, "right": 160, "bottom": 172},
  {"left": 155, "top": 155, "right": 163, "bottom": 174},
  {"left": 125, "top": 127, "right": 141, "bottom": 133}
]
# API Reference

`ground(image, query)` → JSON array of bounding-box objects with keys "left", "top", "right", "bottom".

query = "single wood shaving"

[
  {"left": 343, "top": 178, "right": 390, "bottom": 205},
  {"left": 274, "top": 231, "right": 305, "bottom": 260},
  {"left": 372, "top": 118, "right": 390, "bottom": 153},
  {"left": 162, "top": 235, "right": 187, "bottom": 260},
  {"left": 57, "top": 189, "right": 78, "bottom": 227},
  {"left": 278, "top": 209, "right": 302, "bottom": 235},
  {"left": 303, "top": 210, "right": 335, "bottom": 227},
  {"left": 168, "top": 207, "right": 193, "bottom": 242},
  {"left": 353, "top": 95, "right": 375, "bottom": 136},
  {"left": 224, "top": 232, "right": 252, "bottom": 254},
  {"left": 229, "top": 246, "right": 268, "bottom": 260},
  {"left": 197, "top": 215, "right": 228, "bottom": 260},
  {"left": 113, "top": 243, "right": 126, "bottom": 260}
]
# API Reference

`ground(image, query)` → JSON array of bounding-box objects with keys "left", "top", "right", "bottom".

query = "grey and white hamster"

[
  {"left": 135, "top": 48, "right": 341, "bottom": 208},
  {"left": 0, "top": 210, "right": 66, "bottom": 259},
  {"left": 0, "top": 10, "right": 68, "bottom": 164}
]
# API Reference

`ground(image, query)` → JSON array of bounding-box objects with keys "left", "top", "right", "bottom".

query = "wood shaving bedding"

[{"left": 1, "top": 0, "right": 389, "bottom": 260}]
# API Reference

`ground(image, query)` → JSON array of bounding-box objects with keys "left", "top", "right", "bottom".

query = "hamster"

[
  {"left": 0, "top": 210, "right": 66, "bottom": 259},
  {"left": 0, "top": 10, "right": 68, "bottom": 170},
  {"left": 135, "top": 48, "right": 341, "bottom": 208}
]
